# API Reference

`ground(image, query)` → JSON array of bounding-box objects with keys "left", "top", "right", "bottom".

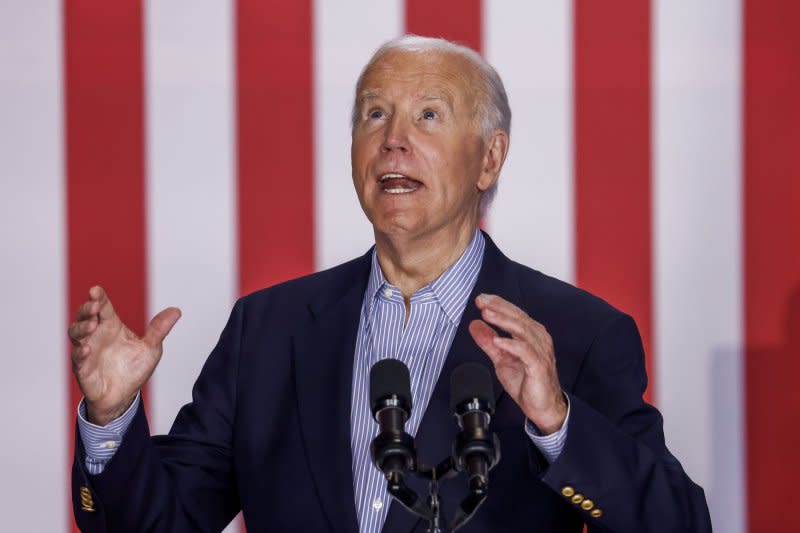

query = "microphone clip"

[{"left": 451, "top": 399, "right": 500, "bottom": 477}]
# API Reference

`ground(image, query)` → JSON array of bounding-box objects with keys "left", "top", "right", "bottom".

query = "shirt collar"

[{"left": 364, "top": 230, "right": 485, "bottom": 325}]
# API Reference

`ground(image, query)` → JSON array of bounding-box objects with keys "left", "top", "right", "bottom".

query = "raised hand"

[
  {"left": 469, "top": 293, "right": 567, "bottom": 435},
  {"left": 68, "top": 286, "right": 181, "bottom": 426}
]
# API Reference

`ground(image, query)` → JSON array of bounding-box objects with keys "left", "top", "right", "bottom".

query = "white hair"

[{"left": 351, "top": 35, "right": 512, "bottom": 215}]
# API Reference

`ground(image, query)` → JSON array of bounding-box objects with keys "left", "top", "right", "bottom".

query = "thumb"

[{"left": 143, "top": 307, "right": 182, "bottom": 347}]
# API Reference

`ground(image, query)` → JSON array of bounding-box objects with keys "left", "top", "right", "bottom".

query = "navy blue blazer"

[{"left": 72, "top": 234, "right": 711, "bottom": 532}]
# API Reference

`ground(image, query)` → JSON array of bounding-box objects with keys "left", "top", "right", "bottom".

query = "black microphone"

[
  {"left": 450, "top": 362, "right": 500, "bottom": 529},
  {"left": 369, "top": 359, "right": 416, "bottom": 478}
]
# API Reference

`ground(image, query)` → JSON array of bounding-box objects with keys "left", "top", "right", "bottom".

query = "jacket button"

[
  {"left": 79, "top": 486, "right": 95, "bottom": 512},
  {"left": 591, "top": 508, "right": 604, "bottom": 518},
  {"left": 561, "top": 486, "right": 575, "bottom": 498},
  {"left": 581, "top": 499, "right": 594, "bottom": 510},
  {"left": 571, "top": 493, "right": 584, "bottom": 504}
]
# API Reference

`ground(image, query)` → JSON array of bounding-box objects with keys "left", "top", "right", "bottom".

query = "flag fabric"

[{"left": 1, "top": 1, "right": 797, "bottom": 532}]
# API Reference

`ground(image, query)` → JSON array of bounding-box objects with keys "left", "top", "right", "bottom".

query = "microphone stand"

[
  {"left": 415, "top": 458, "right": 457, "bottom": 533},
  {"left": 383, "top": 454, "right": 488, "bottom": 533},
  {"left": 384, "top": 459, "right": 452, "bottom": 532}
]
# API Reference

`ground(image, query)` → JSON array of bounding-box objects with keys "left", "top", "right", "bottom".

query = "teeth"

[{"left": 379, "top": 173, "right": 419, "bottom": 194}]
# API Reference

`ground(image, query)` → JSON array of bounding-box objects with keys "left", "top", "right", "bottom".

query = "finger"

[
  {"left": 68, "top": 317, "right": 98, "bottom": 344},
  {"left": 491, "top": 336, "right": 541, "bottom": 366},
  {"left": 142, "top": 307, "right": 182, "bottom": 347},
  {"left": 87, "top": 285, "right": 103, "bottom": 301},
  {"left": 477, "top": 302, "right": 535, "bottom": 342},
  {"left": 91, "top": 286, "right": 117, "bottom": 321},
  {"left": 68, "top": 322, "right": 80, "bottom": 345},
  {"left": 75, "top": 299, "right": 100, "bottom": 321},
  {"left": 475, "top": 293, "right": 526, "bottom": 312},
  {"left": 476, "top": 293, "right": 541, "bottom": 326},
  {"left": 71, "top": 345, "right": 94, "bottom": 377},
  {"left": 71, "top": 343, "right": 90, "bottom": 363},
  {"left": 468, "top": 319, "right": 506, "bottom": 363},
  {"left": 71, "top": 345, "right": 95, "bottom": 378},
  {"left": 476, "top": 294, "right": 548, "bottom": 342}
]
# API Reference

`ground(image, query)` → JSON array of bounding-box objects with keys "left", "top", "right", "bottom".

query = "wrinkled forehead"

[{"left": 356, "top": 49, "right": 480, "bottom": 104}]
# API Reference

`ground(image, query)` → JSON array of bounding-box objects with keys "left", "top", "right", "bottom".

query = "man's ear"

[{"left": 477, "top": 130, "right": 509, "bottom": 192}]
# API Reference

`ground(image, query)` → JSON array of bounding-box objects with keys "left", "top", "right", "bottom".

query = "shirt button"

[
  {"left": 372, "top": 498, "right": 383, "bottom": 511},
  {"left": 383, "top": 288, "right": 392, "bottom": 298},
  {"left": 101, "top": 441, "right": 116, "bottom": 449}
]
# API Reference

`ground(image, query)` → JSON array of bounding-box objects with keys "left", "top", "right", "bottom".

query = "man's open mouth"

[{"left": 379, "top": 173, "right": 422, "bottom": 194}]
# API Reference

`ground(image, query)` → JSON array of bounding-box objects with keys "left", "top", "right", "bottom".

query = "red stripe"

[
  {"left": 236, "top": 0, "right": 314, "bottom": 297},
  {"left": 234, "top": 2, "right": 314, "bottom": 527},
  {"left": 405, "top": 0, "right": 485, "bottom": 225},
  {"left": 63, "top": 1, "right": 147, "bottom": 530},
  {"left": 405, "top": 0, "right": 482, "bottom": 53},
  {"left": 744, "top": 1, "right": 800, "bottom": 530},
  {"left": 573, "top": 0, "right": 653, "bottom": 401}
]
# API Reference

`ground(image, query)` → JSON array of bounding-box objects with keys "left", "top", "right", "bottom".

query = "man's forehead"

[{"left": 357, "top": 50, "right": 476, "bottom": 102}]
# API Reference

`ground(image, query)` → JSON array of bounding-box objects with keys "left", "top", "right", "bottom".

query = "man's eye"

[
  {"left": 422, "top": 110, "right": 437, "bottom": 120},
  {"left": 368, "top": 109, "right": 385, "bottom": 119}
]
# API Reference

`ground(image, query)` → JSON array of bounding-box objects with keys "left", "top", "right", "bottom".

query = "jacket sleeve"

[
  {"left": 539, "top": 313, "right": 712, "bottom": 533},
  {"left": 71, "top": 300, "right": 245, "bottom": 533}
]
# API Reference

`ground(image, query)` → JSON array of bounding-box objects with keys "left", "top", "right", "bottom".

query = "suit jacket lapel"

[
  {"left": 293, "top": 254, "right": 371, "bottom": 533},
  {"left": 382, "top": 233, "right": 520, "bottom": 533}
]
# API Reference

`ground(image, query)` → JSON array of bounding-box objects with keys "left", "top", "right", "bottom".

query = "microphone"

[
  {"left": 449, "top": 362, "right": 500, "bottom": 529},
  {"left": 369, "top": 358, "right": 416, "bottom": 478},
  {"left": 369, "top": 359, "right": 433, "bottom": 522}
]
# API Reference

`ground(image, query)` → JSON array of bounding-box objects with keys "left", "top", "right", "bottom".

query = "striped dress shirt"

[{"left": 76, "top": 229, "right": 569, "bottom": 531}]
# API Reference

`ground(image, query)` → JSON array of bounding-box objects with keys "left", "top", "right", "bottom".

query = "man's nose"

[{"left": 381, "top": 116, "right": 410, "bottom": 154}]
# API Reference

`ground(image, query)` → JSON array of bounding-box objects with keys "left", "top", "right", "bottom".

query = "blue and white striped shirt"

[{"left": 77, "top": 230, "right": 569, "bottom": 530}]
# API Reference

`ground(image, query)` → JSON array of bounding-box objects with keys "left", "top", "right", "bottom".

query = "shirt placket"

[{"left": 360, "top": 288, "right": 406, "bottom": 531}]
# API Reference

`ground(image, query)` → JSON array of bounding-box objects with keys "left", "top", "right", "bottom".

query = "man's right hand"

[{"left": 69, "top": 286, "right": 181, "bottom": 426}]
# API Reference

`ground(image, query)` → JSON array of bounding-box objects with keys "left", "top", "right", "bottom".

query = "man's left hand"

[{"left": 469, "top": 294, "right": 567, "bottom": 434}]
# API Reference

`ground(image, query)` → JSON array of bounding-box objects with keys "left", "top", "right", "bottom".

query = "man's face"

[{"left": 351, "top": 50, "right": 499, "bottom": 241}]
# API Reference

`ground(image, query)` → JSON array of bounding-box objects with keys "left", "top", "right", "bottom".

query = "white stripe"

[
  {"left": 653, "top": 2, "right": 744, "bottom": 531},
  {"left": 144, "top": 0, "right": 237, "bottom": 434},
  {"left": 484, "top": 0, "right": 574, "bottom": 283},
  {"left": 313, "top": 0, "right": 403, "bottom": 270},
  {"left": 145, "top": 4, "right": 239, "bottom": 530},
  {"left": 0, "top": 1, "right": 67, "bottom": 529}
]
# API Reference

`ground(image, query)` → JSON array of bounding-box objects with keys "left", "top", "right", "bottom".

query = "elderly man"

[{"left": 69, "top": 36, "right": 711, "bottom": 532}]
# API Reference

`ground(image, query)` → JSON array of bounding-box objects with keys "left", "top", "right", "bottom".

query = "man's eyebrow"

[
  {"left": 420, "top": 93, "right": 454, "bottom": 109},
  {"left": 359, "top": 91, "right": 380, "bottom": 102}
]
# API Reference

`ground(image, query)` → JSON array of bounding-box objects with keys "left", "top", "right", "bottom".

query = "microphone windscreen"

[
  {"left": 369, "top": 358, "right": 412, "bottom": 409},
  {"left": 450, "top": 362, "right": 494, "bottom": 413}
]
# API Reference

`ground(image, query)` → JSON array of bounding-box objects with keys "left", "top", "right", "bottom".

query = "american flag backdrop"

[{"left": 1, "top": 1, "right": 798, "bottom": 532}]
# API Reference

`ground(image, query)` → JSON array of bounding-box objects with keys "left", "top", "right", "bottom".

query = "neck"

[{"left": 374, "top": 222, "right": 478, "bottom": 300}]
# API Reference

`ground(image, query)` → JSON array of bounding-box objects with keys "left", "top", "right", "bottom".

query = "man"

[{"left": 69, "top": 36, "right": 711, "bottom": 532}]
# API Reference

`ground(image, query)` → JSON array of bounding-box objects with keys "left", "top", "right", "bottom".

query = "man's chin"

[{"left": 371, "top": 215, "right": 428, "bottom": 241}]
